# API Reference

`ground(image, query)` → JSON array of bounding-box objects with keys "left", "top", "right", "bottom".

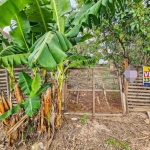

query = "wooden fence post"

[{"left": 92, "top": 68, "right": 95, "bottom": 115}]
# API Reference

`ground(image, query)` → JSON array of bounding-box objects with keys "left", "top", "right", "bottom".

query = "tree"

[
  {"left": 96, "top": 1, "right": 150, "bottom": 71},
  {"left": 75, "top": 0, "right": 149, "bottom": 70}
]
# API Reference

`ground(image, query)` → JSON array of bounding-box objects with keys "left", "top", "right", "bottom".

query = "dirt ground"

[
  {"left": 50, "top": 113, "right": 150, "bottom": 150},
  {"left": 67, "top": 91, "right": 122, "bottom": 114},
  {"left": 66, "top": 68, "right": 122, "bottom": 114},
  {"left": 0, "top": 113, "right": 150, "bottom": 150}
]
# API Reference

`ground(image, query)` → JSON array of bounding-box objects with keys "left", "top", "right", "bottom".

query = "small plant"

[
  {"left": 80, "top": 114, "right": 88, "bottom": 125},
  {"left": 106, "top": 137, "right": 119, "bottom": 148},
  {"left": 106, "top": 137, "right": 130, "bottom": 150},
  {"left": 112, "top": 85, "right": 119, "bottom": 90}
]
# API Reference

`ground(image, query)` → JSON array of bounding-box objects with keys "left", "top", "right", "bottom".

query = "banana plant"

[{"left": 0, "top": 72, "right": 51, "bottom": 120}]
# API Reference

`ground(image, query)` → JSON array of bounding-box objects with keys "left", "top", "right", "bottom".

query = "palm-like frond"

[
  {"left": 10, "top": 11, "right": 31, "bottom": 50},
  {"left": 0, "top": 0, "right": 33, "bottom": 28},
  {"left": 25, "top": 0, "right": 54, "bottom": 33},
  {"left": 29, "top": 31, "right": 72, "bottom": 69},
  {"left": 51, "top": 0, "right": 72, "bottom": 33},
  {"left": 0, "top": 46, "right": 29, "bottom": 67}
]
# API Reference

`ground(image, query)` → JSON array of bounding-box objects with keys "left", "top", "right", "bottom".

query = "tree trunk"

[{"left": 56, "top": 85, "right": 62, "bottom": 128}]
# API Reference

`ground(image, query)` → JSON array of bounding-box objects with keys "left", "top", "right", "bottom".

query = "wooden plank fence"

[
  {"left": 127, "top": 69, "right": 150, "bottom": 112},
  {"left": 0, "top": 67, "right": 32, "bottom": 105},
  {"left": 0, "top": 69, "right": 8, "bottom": 98}
]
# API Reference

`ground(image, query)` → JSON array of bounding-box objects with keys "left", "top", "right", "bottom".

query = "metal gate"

[{"left": 64, "top": 67, "right": 123, "bottom": 116}]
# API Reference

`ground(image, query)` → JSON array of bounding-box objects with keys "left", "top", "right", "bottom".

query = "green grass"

[
  {"left": 106, "top": 137, "right": 130, "bottom": 150},
  {"left": 80, "top": 114, "right": 88, "bottom": 125}
]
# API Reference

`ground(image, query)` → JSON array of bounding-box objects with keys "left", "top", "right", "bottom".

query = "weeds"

[
  {"left": 112, "top": 85, "right": 119, "bottom": 90},
  {"left": 80, "top": 114, "right": 88, "bottom": 125},
  {"left": 106, "top": 137, "right": 130, "bottom": 150}
]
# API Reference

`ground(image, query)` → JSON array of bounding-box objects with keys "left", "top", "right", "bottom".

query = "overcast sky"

[{"left": 70, "top": 0, "right": 77, "bottom": 7}]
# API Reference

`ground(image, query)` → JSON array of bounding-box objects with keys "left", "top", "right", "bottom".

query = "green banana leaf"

[
  {"left": 65, "top": 24, "right": 81, "bottom": 38},
  {"left": 0, "top": 0, "right": 142, "bottom": 30},
  {"left": 0, "top": 31, "right": 11, "bottom": 49},
  {"left": 73, "top": 2, "right": 93, "bottom": 26},
  {"left": 67, "top": 54, "right": 98, "bottom": 68},
  {"left": 69, "top": 34, "right": 93, "bottom": 45},
  {"left": 30, "top": 74, "right": 41, "bottom": 97},
  {"left": 10, "top": 11, "right": 31, "bottom": 50},
  {"left": 0, "top": 94, "right": 40, "bottom": 119},
  {"left": 0, "top": 46, "right": 29, "bottom": 67},
  {"left": 108, "top": 0, "right": 115, "bottom": 14},
  {"left": 24, "top": 95, "right": 40, "bottom": 117},
  {"left": 65, "top": 12, "right": 77, "bottom": 31},
  {"left": 72, "top": 1, "right": 101, "bottom": 26},
  {"left": 0, "top": 0, "right": 33, "bottom": 28},
  {"left": 72, "top": 0, "right": 143, "bottom": 27},
  {"left": 18, "top": 72, "right": 32, "bottom": 95},
  {"left": 28, "top": 31, "right": 72, "bottom": 69},
  {"left": 134, "top": 0, "right": 142, "bottom": 3},
  {"left": 0, "top": 105, "right": 21, "bottom": 120},
  {"left": 36, "top": 83, "right": 52, "bottom": 95},
  {"left": 25, "top": 0, "right": 54, "bottom": 33},
  {"left": 0, "top": 72, "right": 52, "bottom": 119},
  {"left": 51, "top": 0, "right": 72, "bottom": 33}
]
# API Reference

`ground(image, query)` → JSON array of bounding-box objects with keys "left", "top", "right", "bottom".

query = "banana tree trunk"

[
  {"left": 0, "top": 94, "right": 10, "bottom": 126},
  {"left": 56, "top": 63, "right": 64, "bottom": 128},
  {"left": 14, "top": 83, "right": 24, "bottom": 104},
  {"left": 43, "top": 88, "right": 52, "bottom": 123},
  {"left": 56, "top": 85, "right": 62, "bottom": 128}
]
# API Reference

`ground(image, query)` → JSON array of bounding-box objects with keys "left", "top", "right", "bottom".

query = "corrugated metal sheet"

[{"left": 0, "top": 67, "right": 32, "bottom": 106}]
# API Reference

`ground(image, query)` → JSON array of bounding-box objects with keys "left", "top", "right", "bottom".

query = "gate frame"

[{"left": 63, "top": 66, "right": 124, "bottom": 116}]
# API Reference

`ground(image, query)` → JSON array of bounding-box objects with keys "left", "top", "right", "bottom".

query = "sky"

[
  {"left": 3, "top": 0, "right": 77, "bottom": 33},
  {"left": 70, "top": 0, "right": 77, "bottom": 7}
]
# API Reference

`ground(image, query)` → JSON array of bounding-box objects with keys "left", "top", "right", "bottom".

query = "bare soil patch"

[
  {"left": 66, "top": 68, "right": 122, "bottom": 114},
  {"left": 50, "top": 113, "right": 150, "bottom": 150},
  {"left": 66, "top": 91, "right": 122, "bottom": 114}
]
